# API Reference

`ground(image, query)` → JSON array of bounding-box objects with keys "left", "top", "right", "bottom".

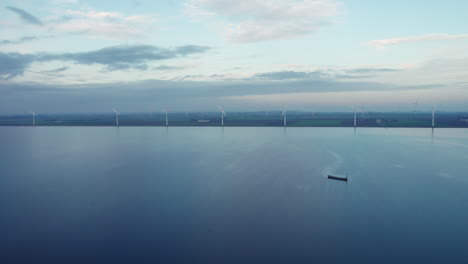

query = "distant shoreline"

[
  {"left": 1, "top": 125, "right": 468, "bottom": 128},
  {"left": 1, "top": 112, "right": 468, "bottom": 128}
]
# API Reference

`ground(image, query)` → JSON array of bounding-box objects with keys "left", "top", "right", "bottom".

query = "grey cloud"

[
  {"left": 0, "top": 52, "right": 35, "bottom": 79},
  {"left": 346, "top": 68, "right": 399, "bottom": 74},
  {"left": 0, "top": 78, "right": 438, "bottom": 113},
  {"left": 253, "top": 71, "right": 322, "bottom": 80},
  {"left": 334, "top": 74, "right": 376, "bottom": 79},
  {"left": 252, "top": 69, "right": 401, "bottom": 81},
  {"left": 0, "top": 36, "right": 38, "bottom": 45},
  {"left": 40, "top": 45, "right": 210, "bottom": 71},
  {"left": 173, "top": 45, "right": 211, "bottom": 55},
  {"left": 5, "top": 6, "right": 43, "bottom": 25},
  {"left": 153, "top": 65, "right": 185, "bottom": 70},
  {"left": 209, "top": 74, "right": 225, "bottom": 78},
  {"left": 42, "top": 66, "right": 69, "bottom": 73},
  {"left": 175, "top": 74, "right": 205, "bottom": 81},
  {"left": 0, "top": 35, "right": 54, "bottom": 45},
  {"left": 0, "top": 45, "right": 210, "bottom": 78}
]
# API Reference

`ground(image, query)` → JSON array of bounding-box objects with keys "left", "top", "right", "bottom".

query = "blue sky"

[{"left": 1, "top": 0, "right": 468, "bottom": 113}]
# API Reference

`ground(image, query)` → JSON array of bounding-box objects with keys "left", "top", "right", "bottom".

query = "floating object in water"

[{"left": 328, "top": 174, "right": 348, "bottom": 182}]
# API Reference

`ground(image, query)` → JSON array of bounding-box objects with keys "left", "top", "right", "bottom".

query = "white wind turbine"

[
  {"left": 112, "top": 108, "right": 120, "bottom": 126},
  {"left": 432, "top": 104, "right": 440, "bottom": 128},
  {"left": 281, "top": 106, "right": 287, "bottom": 127},
  {"left": 161, "top": 110, "right": 169, "bottom": 126},
  {"left": 217, "top": 106, "right": 226, "bottom": 126},
  {"left": 352, "top": 105, "right": 363, "bottom": 127},
  {"left": 413, "top": 97, "right": 421, "bottom": 109},
  {"left": 412, "top": 97, "right": 421, "bottom": 115},
  {"left": 31, "top": 112, "right": 36, "bottom": 126}
]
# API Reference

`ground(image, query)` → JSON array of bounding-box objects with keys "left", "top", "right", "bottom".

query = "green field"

[
  {"left": 382, "top": 119, "right": 430, "bottom": 127},
  {"left": 291, "top": 120, "right": 343, "bottom": 127}
]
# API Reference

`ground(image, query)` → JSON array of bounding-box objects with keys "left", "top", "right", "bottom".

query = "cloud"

[
  {"left": 51, "top": 0, "right": 79, "bottom": 4},
  {"left": 0, "top": 52, "right": 35, "bottom": 79},
  {"left": 0, "top": 35, "right": 53, "bottom": 45},
  {"left": 346, "top": 68, "right": 399, "bottom": 74},
  {"left": 365, "top": 33, "right": 468, "bottom": 48},
  {"left": 0, "top": 36, "right": 38, "bottom": 45},
  {"left": 42, "top": 66, "right": 69, "bottom": 73},
  {"left": 185, "top": 0, "right": 342, "bottom": 43},
  {"left": 5, "top": 6, "right": 43, "bottom": 25},
  {"left": 368, "top": 57, "right": 468, "bottom": 87},
  {"left": 253, "top": 71, "right": 321, "bottom": 80},
  {"left": 0, "top": 45, "right": 210, "bottom": 79},
  {"left": 251, "top": 68, "right": 399, "bottom": 80},
  {"left": 153, "top": 65, "right": 186, "bottom": 70},
  {"left": 0, "top": 77, "right": 446, "bottom": 113},
  {"left": 42, "top": 45, "right": 210, "bottom": 71},
  {"left": 4, "top": 6, "right": 156, "bottom": 39},
  {"left": 50, "top": 9, "right": 157, "bottom": 38}
]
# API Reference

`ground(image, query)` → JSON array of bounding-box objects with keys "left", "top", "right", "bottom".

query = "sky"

[{"left": 1, "top": 0, "right": 468, "bottom": 113}]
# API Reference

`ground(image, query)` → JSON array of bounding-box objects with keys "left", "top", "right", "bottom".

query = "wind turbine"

[
  {"left": 412, "top": 97, "right": 421, "bottom": 115},
  {"left": 281, "top": 106, "right": 287, "bottom": 127},
  {"left": 352, "top": 105, "right": 363, "bottom": 127},
  {"left": 432, "top": 104, "right": 440, "bottom": 128},
  {"left": 31, "top": 112, "right": 36, "bottom": 126},
  {"left": 161, "top": 110, "right": 169, "bottom": 126},
  {"left": 112, "top": 108, "right": 120, "bottom": 126},
  {"left": 217, "top": 106, "right": 226, "bottom": 126}
]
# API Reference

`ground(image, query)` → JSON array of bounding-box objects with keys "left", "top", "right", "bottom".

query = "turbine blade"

[
  {"left": 217, "top": 105, "right": 226, "bottom": 116},
  {"left": 281, "top": 105, "right": 288, "bottom": 116}
]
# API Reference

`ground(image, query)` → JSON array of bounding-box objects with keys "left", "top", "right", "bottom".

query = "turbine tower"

[
  {"left": 217, "top": 105, "right": 226, "bottom": 126},
  {"left": 413, "top": 97, "right": 421, "bottom": 110},
  {"left": 432, "top": 104, "right": 439, "bottom": 128},
  {"left": 352, "top": 105, "right": 362, "bottom": 127},
  {"left": 412, "top": 97, "right": 422, "bottom": 116},
  {"left": 282, "top": 106, "right": 287, "bottom": 127},
  {"left": 112, "top": 108, "right": 120, "bottom": 126},
  {"left": 31, "top": 112, "right": 36, "bottom": 126},
  {"left": 162, "top": 110, "right": 169, "bottom": 126}
]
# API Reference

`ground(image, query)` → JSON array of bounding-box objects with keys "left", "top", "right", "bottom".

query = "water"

[{"left": 0, "top": 127, "right": 467, "bottom": 263}]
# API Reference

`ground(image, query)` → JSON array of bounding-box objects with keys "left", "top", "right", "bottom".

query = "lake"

[{"left": 0, "top": 127, "right": 467, "bottom": 263}]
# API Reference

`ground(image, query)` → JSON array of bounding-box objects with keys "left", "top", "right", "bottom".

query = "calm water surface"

[{"left": 0, "top": 127, "right": 467, "bottom": 263}]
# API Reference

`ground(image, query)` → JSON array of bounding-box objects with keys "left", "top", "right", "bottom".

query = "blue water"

[{"left": 0, "top": 127, "right": 467, "bottom": 263}]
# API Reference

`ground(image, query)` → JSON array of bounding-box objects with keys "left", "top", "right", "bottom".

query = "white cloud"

[
  {"left": 49, "top": 9, "right": 157, "bottom": 38},
  {"left": 185, "top": 0, "right": 342, "bottom": 43},
  {"left": 365, "top": 33, "right": 468, "bottom": 48},
  {"left": 51, "top": 0, "right": 79, "bottom": 4},
  {"left": 363, "top": 57, "right": 468, "bottom": 89}
]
